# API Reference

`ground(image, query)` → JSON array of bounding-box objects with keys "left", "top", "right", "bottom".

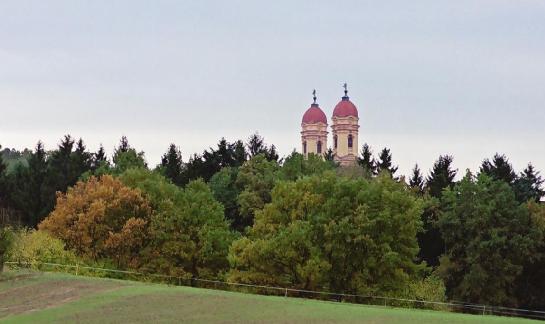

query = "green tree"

[
  {"left": 426, "top": 155, "right": 457, "bottom": 198},
  {"left": 91, "top": 144, "right": 109, "bottom": 171},
  {"left": 417, "top": 155, "right": 457, "bottom": 268},
  {"left": 0, "top": 227, "right": 13, "bottom": 272},
  {"left": 229, "top": 172, "right": 423, "bottom": 295},
  {"left": 160, "top": 144, "right": 183, "bottom": 186},
  {"left": 437, "top": 172, "right": 541, "bottom": 306},
  {"left": 120, "top": 169, "right": 235, "bottom": 278},
  {"left": 236, "top": 155, "right": 279, "bottom": 228},
  {"left": 324, "top": 148, "right": 335, "bottom": 162},
  {"left": 376, "top": 147, "right": 398, "bottom": 177},
  {"left": 357, "top": 143, "right": 375, "bottom": 176},
  {"left": 209, "top": 167, "right": 243, "bottom": 231},
  {"left": 112, "top": 136, "right": 147, "bottom": 172},
  {"left": 8, "top": 142, "right": 48, "bottom": 226},
  {"left": 247, "top": 133, "right": 278, "bottom": 162},
  {"left": 279, "top": 151, "right": 334, "bottom": 181},
  {"left": 480, "top": 153, "right": 517, "bottom": 185},
  {"left": 513, "top": 163, "right": 544, "bottom": 203},
  {"left": 409, "top": 164, "right": 424, "bottom": 194}
]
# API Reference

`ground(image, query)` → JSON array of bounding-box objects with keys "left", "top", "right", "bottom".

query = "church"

[{"left": 301, "top": 84, "right": 360, "bottom": 166}]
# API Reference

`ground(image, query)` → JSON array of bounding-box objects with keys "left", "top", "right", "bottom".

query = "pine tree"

[
  {"left": 72, "top": 138, "right": 92, "bottom": 177},
  {"left": 357, "top": 143, "right": 375, "bottom": 175},
  {"left": 92, "top": 144, "right": 108, "bottom": 171},
  {"left": 247, "top": 133, "right": 265, "bottom": 157},
  {"left": 117, "top": 136, "right": 130, "bottom": 154},
  {"left": 246, "top": 133, "right": 278, "bottom": 162},
  {"left": 514, "top": 163, "right": 544, "bottom": 203},
  {"left": 231, "top": 140, "right": 247, "bottom": 166},
  {"left": 161, "top": 144, "right": 183, "bottom": 186},
  {"left": 480, "top": 153, "right": 517, "bottom": 185},
  {"left": 40, "top": 135, "right": 77, "bottom": 223},
  {"left": 426, "top": 155, "right": 457, "bottom": 198},
  {"left": 376, "top": 147, "right": 398, "bottom": 177},
  {"left": 324, "top": 148, "right": 335, "bottom": 162},
  {"left": 409, "top": 164, "right": 424, "bottom": 194}
]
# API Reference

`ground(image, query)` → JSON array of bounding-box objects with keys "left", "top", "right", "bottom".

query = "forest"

[{"left": 0, "top": 133, "right": 544, "bottom": 310}]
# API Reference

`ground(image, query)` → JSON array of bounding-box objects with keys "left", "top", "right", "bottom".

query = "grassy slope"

[{"left": 0, "top": 271, "right": 537, "bottom": 324}]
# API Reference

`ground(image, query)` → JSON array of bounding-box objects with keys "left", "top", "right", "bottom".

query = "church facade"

[{"left": 301, "top": 85, "right": 360, "bottom": 166}]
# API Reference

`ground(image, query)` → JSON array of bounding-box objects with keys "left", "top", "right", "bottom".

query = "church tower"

[
  {"left": 331, "top": 84, "right": 359, "bottom": 166},
  {"left": 301, "top": 90, "right": 328, "bottom": 157}
]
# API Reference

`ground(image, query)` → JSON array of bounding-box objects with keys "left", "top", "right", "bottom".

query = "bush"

[
  {"left": 405, "top": 275, "right": 448, "bottom": 310},
  {"left": 7, "top": 229, "right": 78, "bottom": 270},
  {"left": 0, "top": 227, "right": 14, "bottom": 272}
]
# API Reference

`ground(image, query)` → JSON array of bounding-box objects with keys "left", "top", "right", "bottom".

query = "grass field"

[{"left": 0, "top": 270, "right": 537, "bottom": 323}]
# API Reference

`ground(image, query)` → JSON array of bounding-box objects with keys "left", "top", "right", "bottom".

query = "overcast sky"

[{"left": 1, "top": 0, "right": 544, "bottom": 178}]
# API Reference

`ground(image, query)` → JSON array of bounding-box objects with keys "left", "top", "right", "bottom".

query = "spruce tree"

[
  {"left": 418, "top": 155, "right": 457, "bottom": 267},
  {"left": 514, "top": 163, "right": 544, "bottom": 203},
  {"left": 324, "top": 148, "right": 335, "bottom": 162},
  {"left": 426, "top": 155, "right": 457, "bottom": 198},
  {"left": 91, "top": 144, "right": 108, "bottom": 171},
  {"left": 376, "top": 147, "right": 398, "bottom": 177},
  {"left": 72, "top": 138, "right": 92, "bottom": 177},
  {"left": 357, "top": 143, "right": 375, "bottom": 175},
  {"left": 161, "top": 144, "right": 183, "bottom": 186},
  {"left": 231, "top": 140, "right": 247, "bottom": 166},
  {"left": 480, "top": 153, "right": 517, "bottom": 185},
  {"left": 409, "top": 164, "right": 424, "bottom": 194}
]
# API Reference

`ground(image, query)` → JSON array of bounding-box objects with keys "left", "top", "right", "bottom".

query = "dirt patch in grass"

[{"left": 0, "top": 276, "right": 124, "bottom": 318}]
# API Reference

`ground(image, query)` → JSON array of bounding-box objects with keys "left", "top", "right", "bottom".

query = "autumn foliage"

[{"left": 39, "top": 175, "right": 152, "bottom": 268}]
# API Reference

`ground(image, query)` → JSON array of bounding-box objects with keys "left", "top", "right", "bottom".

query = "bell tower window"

[
  {"left": 317, "top": 141, "right": 322, "bottom": 154},
  {"left": 303, "top": 141, "right": 307, "bottom": 154},
  {"left": 334, "top": 135, "right": 338, "bottom": 149},
  {"left": 348, "top": 134, "right": 353, "bottom": 148}
]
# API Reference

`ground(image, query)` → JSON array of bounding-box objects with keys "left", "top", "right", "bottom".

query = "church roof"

[
  {"left": 302, "top": 104, "right": 327, "bottom": 124},
  {"left": 332, "top": 96, "right": 358, "bottom": 118}
]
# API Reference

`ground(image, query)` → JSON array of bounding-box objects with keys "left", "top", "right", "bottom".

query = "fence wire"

[{"left": 5, "top": 261, "right": 545, "bottom": 320}]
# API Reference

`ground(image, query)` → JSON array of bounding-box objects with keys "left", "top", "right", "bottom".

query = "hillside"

[{"left": 0, "top": 270, "right": 537, "bottom": 324}]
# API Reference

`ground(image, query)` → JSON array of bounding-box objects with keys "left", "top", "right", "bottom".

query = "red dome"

[
  {"left": 333, "top": 97, "right": 358, "bottom": 118},
  {"left": 302, "top": 104, "right": 327, "bottom": 124}
]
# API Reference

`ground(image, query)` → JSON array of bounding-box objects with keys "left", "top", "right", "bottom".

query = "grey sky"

[{"left": 1, "top": 0, "right": 544, "bottom": 178}]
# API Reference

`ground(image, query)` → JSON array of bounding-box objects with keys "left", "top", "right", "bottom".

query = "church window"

[
  {"left": 348, "top": 134, "right": 353, "bottom": 148},
  {"left": 317, "top": 141, "right": 322, "bottom": 154},
  {"left": 303, "top": 141, "right": 307, "bottom": 154},
  {"left": 334, "top": 135, "right": 338, "bottom": 149}
]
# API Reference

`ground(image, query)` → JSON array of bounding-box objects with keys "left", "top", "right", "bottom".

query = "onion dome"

[
  {"left": 332, "top": 83, "right": 358, "bottom": 118},
  {"left": 302, "top": 90, "right": 327, "bottom": 124}
]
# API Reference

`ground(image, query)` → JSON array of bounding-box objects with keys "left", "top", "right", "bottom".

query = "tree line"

[{"left": 1, "top": 135, "right": 544, "bottom": 310}]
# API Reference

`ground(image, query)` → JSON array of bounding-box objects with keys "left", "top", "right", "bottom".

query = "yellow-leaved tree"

[{"left": 39, "top": 175, "right": 152, "bottom": 269}]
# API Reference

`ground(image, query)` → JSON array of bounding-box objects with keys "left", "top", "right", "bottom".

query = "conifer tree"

[
  {"left": 409, "top": 164, "right": 424, "bottom": 194},
  {"left": 72, "top": 138, "right": 92, "bottom": 177},
  {"left": 480, "top": 153, "right": 517, "bottom": 185},
  {"left": 91, "top": 144, "right": 108, "bottom": 171},
  {"left": 357, "top": 143, "right": 375, "bottom": 175},
  {"left": 514, "top": 163, "right": 544, "bottom": 203},
  {"left": 376, "top": 147, "right": 398, "bottom": 177},
  {"left": 161, "top": 144, "right": 183, "bottom": 186},
  {"left": 324, "top": 148, "right": 335, "bottom": 162},
  {"left": 231, "top": 140, "right": 247, "bottom": 166},
  {"left": 426, "top": 155, "right": 457, "bottom": 198}
]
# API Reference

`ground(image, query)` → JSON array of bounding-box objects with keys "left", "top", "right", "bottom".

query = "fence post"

[
  {"left": 75, "top": 262, "right": 79, "bottom": 276},
  {"left": 482, "top": 305, "right": 486, "bottom": 315},
  {"left": 285, "top": 288, "right": 288, "bottom": 297}
]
